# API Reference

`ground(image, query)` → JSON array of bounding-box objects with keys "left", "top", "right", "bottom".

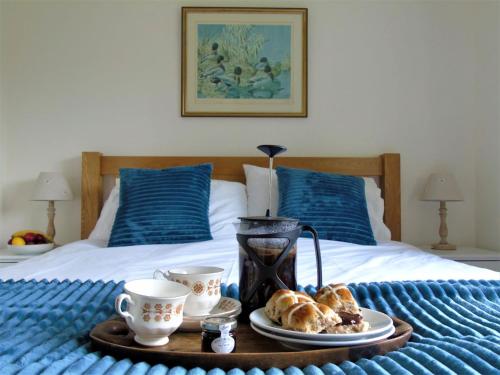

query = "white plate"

[
  {"left": 251, "top": 323, "right": 395, "bottom": 345},
  {"left": 250, "top": 307, "right": 393, "bottom": 341},
  {"left": 251, "top": 322, "right": 395, "bottom": 348},
  {"left": 179, "top": 297, "right": 241, "bottom": 332},
  {"left": 8, "top": 243, "right": 54, "bottom": 255}
]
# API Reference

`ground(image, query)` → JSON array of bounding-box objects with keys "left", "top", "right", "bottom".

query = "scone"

[
  {"left": 315, "top": 283, "right": 369, "bottom": 333},
  {"left": 326, "top": 311, "right": 370, "bottom": 333},
  {"left": 265, "top": 289, "right": 315, "bottom": 324},
  {"left": 314, "top": 283, "right": 360, "bottom": 315},
  {"left": 281, "top": 302, "right": 342, "bottom": 333}
]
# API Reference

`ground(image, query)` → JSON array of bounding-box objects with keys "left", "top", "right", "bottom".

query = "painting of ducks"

[
  {"left": 201, "top": 56, "right": 226, "bottom": 79},
  {"left": 196, "top": 23, "right": 292, "bottom": 100},
  {"left": 200, "top": 42, "right": 221, "bottom": 65},
  {"left": 182, "top": 7, "right": 307, "bottom": 116}
]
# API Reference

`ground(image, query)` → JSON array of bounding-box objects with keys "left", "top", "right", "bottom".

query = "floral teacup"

[
  {"left": 154, "top": 266, "right": 224, "bottom": 316},
  {"left": 115, "top": 279, "right": 191, "bottom": 346}
]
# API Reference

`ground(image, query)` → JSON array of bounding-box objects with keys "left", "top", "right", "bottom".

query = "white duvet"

[{"left": 0, "top": 235, "right": 498, "bottom": 284}]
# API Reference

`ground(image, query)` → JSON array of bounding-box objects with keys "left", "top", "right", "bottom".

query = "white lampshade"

[
  {"left": 32, "top": 172, "right": 74, "bottom": 201},
  {"left": 421, "top": 173, "right": 463, "bottom": 202}
]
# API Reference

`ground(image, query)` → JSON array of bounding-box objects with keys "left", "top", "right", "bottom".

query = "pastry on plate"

[
  {"left": 326, "top": 311, "right": 370, "bottom": 333},
  {"left": 281, "top": 302, "right": 342, "bottom": 333},
  {"left": 314, "top": 283, "right": 360, "bottom": 314},
  {"left": 315, "top": 283, "right": 369, "bottom": 333},
  {"left": 265, "top": 289, "right": 315, "bottom": 324}
]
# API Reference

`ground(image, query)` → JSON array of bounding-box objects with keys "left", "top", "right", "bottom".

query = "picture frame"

[{"left": 181, "top": 7, "right": 308, "bottom": 117}]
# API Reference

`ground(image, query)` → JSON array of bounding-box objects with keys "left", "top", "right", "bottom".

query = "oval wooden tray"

[{"left": 90, "top": 317, "right": 412, "bottom": 370}]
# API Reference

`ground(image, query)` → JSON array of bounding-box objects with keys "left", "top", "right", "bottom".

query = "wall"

[
  {"left": 475, "top": 2, "right": 500, "bottom": 250},
  {"left": 0, "top": 1, "right": 5, "bottom": 243},
  {"left": 0, "top": 0, "right": 497, "bottom": 247}
]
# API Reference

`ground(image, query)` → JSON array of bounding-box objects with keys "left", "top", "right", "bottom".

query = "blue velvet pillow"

[
  {"left": 276, "top": 167, "right": 376, "bottom": 245},
  {"left": 108, "top": 164, "right": 213, "bottom": 247}
]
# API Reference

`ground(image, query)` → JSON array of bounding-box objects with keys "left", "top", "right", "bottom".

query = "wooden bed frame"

[{"left": 81, "top": 152, "right": 401, "bottom": 241}]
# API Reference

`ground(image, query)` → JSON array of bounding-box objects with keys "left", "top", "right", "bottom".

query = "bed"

[{"left": 0, "top": 152, "right": 498, "bottom": 374}]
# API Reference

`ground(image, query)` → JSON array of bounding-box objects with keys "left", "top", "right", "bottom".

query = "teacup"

[
  {"left": 115, "top": 279, "right": 191, "bottom": 346},
  {"left": 154, "top": 266, "right": 224, "bottom": 316}
]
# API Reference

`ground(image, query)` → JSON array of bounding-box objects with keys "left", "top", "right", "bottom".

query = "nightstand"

[
  {"left": 420, "top": 246, "right": 500, "bottom": 272},
  {"left": 0, "top": 248, "right": 34, "bottom": 268}
]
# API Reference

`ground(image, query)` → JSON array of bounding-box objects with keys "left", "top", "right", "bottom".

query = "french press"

[{"left": 236, "top": 145, "right": 323, "bottom": 320}]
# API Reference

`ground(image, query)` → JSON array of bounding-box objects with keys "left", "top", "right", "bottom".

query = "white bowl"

[{"left": 8, "top": 243, "right": 54, "bottom": 255}]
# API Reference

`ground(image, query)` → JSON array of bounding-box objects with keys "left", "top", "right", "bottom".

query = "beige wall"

[
  {"left": 475, "top": 2, "right": 500, "bottom": 250},
  {"left": 0, "top": 0, "right": 498, "bottom": 248},
  {"left": 0, "top": 2, "right": 3, "bottom": 243}
]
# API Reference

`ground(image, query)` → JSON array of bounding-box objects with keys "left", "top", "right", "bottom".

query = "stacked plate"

[
  {"left": 180, "top": 297, "right": 242, "bottom": 332},
  {"left": 249, "top": 307, "right": 395, "bottom": 350}
]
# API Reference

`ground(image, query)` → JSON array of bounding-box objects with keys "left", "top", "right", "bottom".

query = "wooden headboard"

[{"left": 81, "top": 153, "right": 401, "bottom": 241}]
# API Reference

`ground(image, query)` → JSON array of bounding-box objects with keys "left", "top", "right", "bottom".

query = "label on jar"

[{"left": 211, "top": 323, "right": 235, "bottom": 353}]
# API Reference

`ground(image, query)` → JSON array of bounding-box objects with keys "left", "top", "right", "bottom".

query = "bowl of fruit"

[{"left": 7, "top": 230, "right": 54, "bottom": 255}]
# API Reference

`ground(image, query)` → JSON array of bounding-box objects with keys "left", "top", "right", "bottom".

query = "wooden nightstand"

[
  {"left": 420, "top": 246, "right": 500, "bottom": 272},
  {"left": 0, "top": 248, "right": 34, "bottom": 268}
]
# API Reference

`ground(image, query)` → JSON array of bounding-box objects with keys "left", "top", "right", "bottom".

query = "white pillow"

[
  {"left": 244, "top": 164, "right": 279, "bottom": 217},
  {"left": 88, "top": 182, "right": 120, "bottom": 242},
  {"left": 89, "top": 179, "right": 247, "bottom": 243},
  {"left": 208, "top": 180, "right": 247, "bottom": 237},
  {"left": 243, "top": 164, "right": 391, "bottom": 242},
  {"left": 363, "top": 177, "right": 391, "bottom": 242}
]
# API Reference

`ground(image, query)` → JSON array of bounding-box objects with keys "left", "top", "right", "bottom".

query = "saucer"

[{"left": 179, "top": 297, "right": 241, "bottom": 332}]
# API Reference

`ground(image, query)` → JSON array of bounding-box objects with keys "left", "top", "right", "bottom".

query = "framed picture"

[{"left": 181, "top": 7, "right": 308, "bottom": 117}]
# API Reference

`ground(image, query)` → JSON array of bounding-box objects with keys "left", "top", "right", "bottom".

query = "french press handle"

[{"left": 299, "top": 225, "right": 323, "bottom": 289}]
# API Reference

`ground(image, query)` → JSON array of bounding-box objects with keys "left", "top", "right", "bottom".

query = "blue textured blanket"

[{"left": 0, "top": 279, "right": 498, "bottom": 374}]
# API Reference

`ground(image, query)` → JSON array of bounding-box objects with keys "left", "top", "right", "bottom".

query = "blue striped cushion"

[
  {"left": 277, "top": 167, "right": 376, "bottom": 245},
  {"left": 108, "top": 164, "right": 213, "bottom": 247}
]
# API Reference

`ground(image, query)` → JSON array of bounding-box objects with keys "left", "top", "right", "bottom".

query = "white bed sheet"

[{"left": 0, "top": 235, "right": 497, "bottom": 284}]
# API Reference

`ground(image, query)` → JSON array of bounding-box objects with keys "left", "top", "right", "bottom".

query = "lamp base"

[{"left": 431, "top": 243, "right": 456, "bottom": 251}]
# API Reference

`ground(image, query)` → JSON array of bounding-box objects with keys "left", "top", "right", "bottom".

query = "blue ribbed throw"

[{"left": 0, "top": 279, "right": 498, "bottom": 374}]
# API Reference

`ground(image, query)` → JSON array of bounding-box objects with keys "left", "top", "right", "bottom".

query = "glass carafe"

[{"left": 236, "top": 216, "right": 322, "bottom": 321}]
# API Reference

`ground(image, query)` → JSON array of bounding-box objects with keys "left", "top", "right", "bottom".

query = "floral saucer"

[{"left": 179, "top": 297, "right": 241, "bottom": 332}]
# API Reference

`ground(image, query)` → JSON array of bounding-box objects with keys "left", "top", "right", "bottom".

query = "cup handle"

[
  {"left": 153, "top": 269, "right": 169, "bottom": 280},
  {"left": 115, "top": 293, "right": 134, "bottom": 322}
]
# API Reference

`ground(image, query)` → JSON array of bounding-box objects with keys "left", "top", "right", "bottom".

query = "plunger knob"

[{"left": 257, "top": 145, "right": 287, "bottom": 158}]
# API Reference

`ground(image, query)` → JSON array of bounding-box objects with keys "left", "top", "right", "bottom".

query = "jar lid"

[{"left": 201, "top": 317, "right": 237, "bottom": 331}]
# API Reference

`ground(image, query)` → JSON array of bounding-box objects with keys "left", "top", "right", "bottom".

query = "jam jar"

[{"left": 201, "top": 317, "right": 237, "bottom": 353}]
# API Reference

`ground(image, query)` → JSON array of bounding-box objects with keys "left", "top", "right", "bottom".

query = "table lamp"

[
  {"left": 421, "top": 173, "right": 463, "bottom": 250},
  {"left": 32, "top": 172, "right": 73, "bottom": 243}
]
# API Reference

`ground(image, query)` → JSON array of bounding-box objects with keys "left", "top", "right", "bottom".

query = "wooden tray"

[{"left": 90, "top": 317, "right": 412, "bottom": 370}]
